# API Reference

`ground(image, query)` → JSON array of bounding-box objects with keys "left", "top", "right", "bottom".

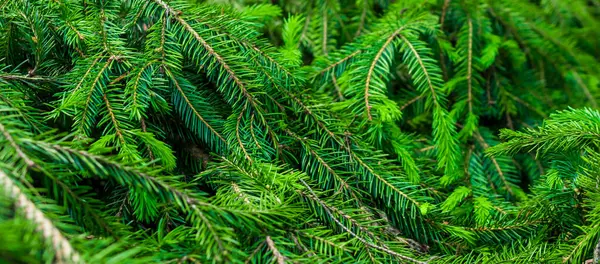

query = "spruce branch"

[
  {"left": 298, "top": 178, "right": 429, "bottom": 264},
  {"left": 400, "top": 34, "right": 440, "bottom": 105},
  {"left": 473, "top": 130, "right": 514, "bottom": 196},
  {"left": 2, "top": 0, "right": 600, "bottom": 262},
  {"left": 365, "top": 26, "right": 408, "bottom": 120},
  {"left": 0, "top": 122, "right": 34, "bottom": 168},
  {"left": 153, "top": 0, "right": 258, "bottom": 109},
  {"left": 0, "top": 169, "right": 83, "bottom": 264},
  {"left": 265, "top": 236, "right": 286, "bottom": 264}
]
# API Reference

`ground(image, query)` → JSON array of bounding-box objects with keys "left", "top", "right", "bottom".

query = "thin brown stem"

[{"left": 265, "top": 236, "right": 285, "bottom": 264}]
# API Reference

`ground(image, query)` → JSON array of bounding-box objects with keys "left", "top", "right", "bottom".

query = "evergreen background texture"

[{"left": 1, "top": 0, "right": 600, "bottom": 263}]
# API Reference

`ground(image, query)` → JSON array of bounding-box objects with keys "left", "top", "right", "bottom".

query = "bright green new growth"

[{"left": 1, "top": 0, "right": 600, "bottom": 263}]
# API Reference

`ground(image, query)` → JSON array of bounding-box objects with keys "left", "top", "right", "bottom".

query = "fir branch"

[
  {"left": 2, "top": 0, "right": 600, "bottom": 262},
  {"left": 298, "top": 179, "right": 429, "bottom": 264},
  {"left": 0, "top": 169, "right": 82, "bottom": 264},
  {"left": 101, "top": 93, "right": 125, "bottom": 144},
  {"left": 315, "top": 49, "right": 362, "bottom": 77},
  {"left": 0, "top": 122, "right": 34, "bottom": 168},
  {"left": 265, "top": 236, "right": 286, "bottom": 264},
  {"left": 166, "top": 69, "right": 227, "bottom": 144},
  {"left": 473, "top": 130, "right": 514, "bottom": 196},
  {"left": 365, "top": 26, "right": 407, "bottom": 120},
  {"left": 399, "top": 35, "right": 439, "bottom": 104},
  {"left": 153, "top": 0, "right": 259, "bottom": 110}
]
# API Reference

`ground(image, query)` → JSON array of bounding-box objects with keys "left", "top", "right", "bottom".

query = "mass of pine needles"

[{"left": 1, "top": 0, "right": 600, "bottom": 263}]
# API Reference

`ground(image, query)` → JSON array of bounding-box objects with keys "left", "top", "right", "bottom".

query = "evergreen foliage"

[{"left": 1, "top": 0, "right": 600, "bottom": 263}]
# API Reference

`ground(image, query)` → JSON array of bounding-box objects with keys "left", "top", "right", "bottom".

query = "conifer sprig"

[{"left": 1, "top": 0, "right": 600, "bottom": 263}]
